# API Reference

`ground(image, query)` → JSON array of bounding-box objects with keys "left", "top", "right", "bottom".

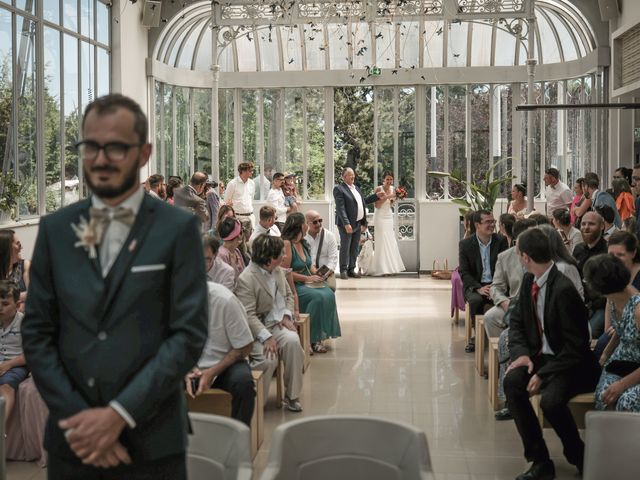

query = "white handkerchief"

[{"left": 131, "top": 264, "right": 166, "bottom": 273}]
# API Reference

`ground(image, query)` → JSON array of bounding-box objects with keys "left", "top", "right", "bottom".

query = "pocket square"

[{"left": 131, "top": 264, "right": 166, "bottom": 273}]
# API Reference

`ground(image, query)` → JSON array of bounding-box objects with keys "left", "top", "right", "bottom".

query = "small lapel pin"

[{"left": 128, "top": 239, "right": 138, "bottom": 252}]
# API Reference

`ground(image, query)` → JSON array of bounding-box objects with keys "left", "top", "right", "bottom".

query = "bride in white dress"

[{"left": 372, "top": 172, "right": 406, "bottom": 276}]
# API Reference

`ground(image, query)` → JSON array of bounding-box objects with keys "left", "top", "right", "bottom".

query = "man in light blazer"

[
  {"left": 235, "top": 234, "right": 305, "bottom": 412},
  {"left": 333, "top": 167, "right": 382, "bottom": 279},
  {"left": 22, "top": 94, "right": 208, "bottom": 479}
]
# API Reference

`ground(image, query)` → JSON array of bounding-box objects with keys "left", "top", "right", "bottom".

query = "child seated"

[{"left": 0, "top": 280, "right": 27, "bottom": 426}]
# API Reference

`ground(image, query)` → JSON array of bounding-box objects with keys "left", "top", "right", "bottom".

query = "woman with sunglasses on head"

[
  {"left": 507, "top": 184, "right": 527, "bottom": 218},
  {"left": 371, "top": 171, "right": 405, "bottom": 276}
]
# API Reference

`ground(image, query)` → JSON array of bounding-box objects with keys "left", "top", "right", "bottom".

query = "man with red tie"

[{"left": 504, "top": 228, "right": 600, "bottom": 480}]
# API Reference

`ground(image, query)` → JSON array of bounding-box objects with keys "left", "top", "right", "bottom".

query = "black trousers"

[
  {"left": 465, "top": 284, "right": 493, "bottom": 317},
  {"left": 504, "top": 357, "right": 599, "bottom": 467},
  {"left": 338, "top": 224, "right": 361, "bottom": 273},
  {"left": 48, "top": 453, "right": 186, "bottom": 480},
  {"left": 212, "top": 360, "right": 255, "bottom": 427}
]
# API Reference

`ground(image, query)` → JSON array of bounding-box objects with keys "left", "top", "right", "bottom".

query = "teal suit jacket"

[{"left": 22, "top": 194, "right": 208, "bottom": 461}]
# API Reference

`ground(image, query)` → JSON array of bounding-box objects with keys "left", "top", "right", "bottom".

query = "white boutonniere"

[{"left": 71, "top": 216, "right": 100, "bottom": 259}]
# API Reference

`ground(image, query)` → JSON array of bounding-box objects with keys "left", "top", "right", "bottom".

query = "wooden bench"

[
  {"left": 475, "top": 316, "right": 486, "bottom": 376},
  {"left": 250, "top": 370, "right": 264, "bottom": 458},
  {"left": 530, "top": 392, "right": 596, "bottom": 430},
  {"left": 296, "top": 313, "right": 311, "bottom": 372},
  {"left": 488, "top": 337, "right": 500, "bottom": 411}
]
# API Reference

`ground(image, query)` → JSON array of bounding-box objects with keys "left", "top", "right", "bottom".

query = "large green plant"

[
  {"left": 428, "top": 158, "right": 515, "bottom": 215},
  {"left": 0, "top": 172, "right": 24, "bottom": 218}
]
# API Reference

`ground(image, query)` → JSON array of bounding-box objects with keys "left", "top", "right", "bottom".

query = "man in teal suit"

[{"left": 22, "top": 94, "right": 208, "bottom": 479}]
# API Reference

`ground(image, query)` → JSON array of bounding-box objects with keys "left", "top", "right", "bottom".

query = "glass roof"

[{"left": 155, "top": 0, "right": 596, "bottom": 73}]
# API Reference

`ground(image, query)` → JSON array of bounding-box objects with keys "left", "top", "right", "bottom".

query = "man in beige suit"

[{"left": 235, "top": 234, "right": 305, "bottom": 412}]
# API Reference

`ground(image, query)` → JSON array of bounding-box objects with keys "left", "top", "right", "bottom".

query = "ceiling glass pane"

[
  {"left": 167, "top": 26, "right": 191, "bottom": 67},
  {"left": 547, "top": 10, "right": 578, "bottom": 61},
  {"left": 258, "top": 26, "right": 279, "bottom": 71},
  {"left": 471, "top": 22, "right": 492, "bottom": 67},
  {"left": 44, "top": 0, "right": 61, "bottom": 25},
  {"left": 327, "top": 24, "right": 348, "bottom": 70},
  {"left": 178, "top": 21, "right": 206, "bottom": 70},
  {"left": 63, "top": 0, "right": 78, "bottom": 33},
  {"left": 236, "top": 31, "right": 256, "bottom": 72},
  {"left": 400, "top": 22, "right": 419, "bottom": 68},
  {"left": 375, "top": 23, "right": 396, "bottom": 69},
  {"left": 96, "top": 0, "right": 109, "bottom": 44},
  {"left": 194, "top": 26, "right": 212, "bottom": 71},
  {"left": 80, "top": 0, "right": 94, "bottom": 39},
  {"left": 217, "top": 27, "right": 236, "bottom": 72},
  {"left": 537, "top": 12, "right": 560, "bottom": 63},
  {"left": 423, "top": 21, "right": 443, "bottom": 68},
  {"left": 352, "top": 22, "right": 372, "bottom": 70},
  {"left": 282, "top": 26, "right": 301, "bottom": 71},
  {"left": 304, "top": 23, "right": 325, "bottom": 70},
  {"left": 494, "top": 26, "right": 516, "bottom": 66},
  {"left": 447, "top": 21, "right": 467, "bottom": 67},
  {"left": 16, "top": 0, "right": 36, "bottom": 15}
]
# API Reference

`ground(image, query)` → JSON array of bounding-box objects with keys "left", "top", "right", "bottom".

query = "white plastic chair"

[
  {"left": 584, "top": 410, "right": 640, "bottom": 480},
  {"left": 187, "top": 413, "right": 252, "bottom": 480},
  {"left": 259, "top": 415, "right": 434, "bottom": 480}
]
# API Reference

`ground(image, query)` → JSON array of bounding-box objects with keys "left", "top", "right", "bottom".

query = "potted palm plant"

[
  {"left": 427, "top": 158, "right": 515, "bottom": 215},
  {"left": 0, "top": 171, "right": 22, "bottom": 224}
]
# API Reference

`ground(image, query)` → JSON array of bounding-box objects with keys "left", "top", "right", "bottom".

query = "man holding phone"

[{"left": 185, "top": 281, "right": 255, "bottom": 426}]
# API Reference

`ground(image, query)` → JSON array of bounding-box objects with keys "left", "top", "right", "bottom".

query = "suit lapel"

[
  {"left": 73, "top": 198, "right": 103, "bottom": 280},
  {"left": 101, "top": 195, "right": 157, "bottom": 317},
  {"left": 471, "top": 237, "right": 482, "bottom": 277},
  {"left": 250, "top": 263, "right": 272, "bottom": 299}
]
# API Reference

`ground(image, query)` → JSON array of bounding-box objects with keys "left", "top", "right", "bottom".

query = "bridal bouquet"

[{"left": 395, "top": 186, "right": 408, "bottom": 200}]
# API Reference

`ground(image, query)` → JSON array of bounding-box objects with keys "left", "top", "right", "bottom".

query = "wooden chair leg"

[
  {"left": 475, "top": 316, "right": 486, "bottom": 376},
  {"left": 275, "top": 358, "right": 285, "bottom": 407},
  {"left": 488, "top": 338, "right": 500, "bottom": 411},
  {"left": 464, "top": 302, "right": 473, "bottom": 346}
]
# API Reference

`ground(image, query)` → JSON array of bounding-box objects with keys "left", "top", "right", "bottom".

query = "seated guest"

[
  {"left": 305, "top": 210, "right": 339, "bottom": 276},
  {"left": 463, "top": 211, "right": 476, "bottom": 238},
  {"left": 528, "top": 213, "right": 549, "bottom": 225},
  {"left": 613, "top": 178, "right": 635, "bottom": 222},
  {"left": 538, "top": 225, "right": 584, "bottom": 300},
  {"left": 505, "top": 228, "right": 600, "bottom": 480},
  {"left": 218, "top": 218, "right": 246, "bottom": 282},
  {"left": 185, "top": 281, "right": 255, "bottom": 426},
  {"left": 249, "top": 206, "right": 281, "bottom": 249},
  {"left": 203, "top": 234, "right": 235, "bottom": 290},
  {"left": 215, "top": 205, "right": 236, "bottom": 232},
  {"left": 146, "top": 174, "right": 165, "bottom": 199},
  {"left": 0, "top": 230, "right": 30, "bottom": 305},
  {"left": 570, "top": 177, "right": 589, "bottom": 226},
  {"left": 238, "top": 217, "right": 253, "bottom": 266},
  {"left": 174, "top": 171, "right": 210, "bottom": 227},
  {"left": 266, "top": 173, "right": 290, "bottom": 232},
  {"left": 583, "top": 254, "right": 640, "bottom": 412},
  {"left": 507, "top": 184, "right": 527, "bottom": 218},
  {"left": 458, "top": 210, "right": 509, "bottom": 353},
  {"left": 498, "top": 213, "right": 516, "bottom": 247},
  {"left": 551, "top": 209, "right": 582, "bottom": 254},
  {"left": 585, "top": 176, "right": 621, "bottom": 228},
  {"left": 593, "top": 231, "right": 640, "bottom": 360},
  {"left": 282, "top": 213, "right": 341, "bottom": 354},
  {"left": 0, "top": 281, "right": 27, "bottom": 426},
  {"left": 235, "top": 235, "right": 305, "bottom": 412},
  {"left": 574, "top": 211, "right": 608, "bottom": 338},
  {"left": 596, "top": 204, "right": 619, "bottom": 240}
]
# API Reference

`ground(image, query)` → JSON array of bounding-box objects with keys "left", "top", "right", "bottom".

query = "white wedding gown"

[{"left": 372, "top": 187, "right": 406, "bottom": 276}]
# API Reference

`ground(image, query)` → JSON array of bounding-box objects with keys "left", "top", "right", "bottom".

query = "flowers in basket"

[{"left": 395, "top": 186, "right": 408, "bottom": 200}]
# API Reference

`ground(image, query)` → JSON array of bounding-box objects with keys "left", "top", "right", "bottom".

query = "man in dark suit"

[
  {"left": 22, "top": 94, "right": 208, "bottom": 479},
  {"left": 505, "top": 228, "right": 600, "bottom": 480},
  {"left": 333, "top": 167, "right": 382, "bottom": 279},
  {"left": 173, "top": 171, "right": 209, "bottom": 227},
  {"left": 458, "top": 209, "right": 509, "bottom": 351}
]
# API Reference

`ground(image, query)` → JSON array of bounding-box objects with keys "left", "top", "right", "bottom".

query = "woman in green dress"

[{"left": 281, "top": 213, "right": 341, "bottom": 353}]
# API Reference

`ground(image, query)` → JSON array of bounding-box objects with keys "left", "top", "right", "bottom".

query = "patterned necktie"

[
  {"left": 89, "top": 207, "right": 136, "bottom": 244},
  {"left": 531, "top": 282, "right": 543, "bottom": 355}
]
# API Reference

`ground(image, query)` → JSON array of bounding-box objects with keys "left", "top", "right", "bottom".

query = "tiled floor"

[{"left": 8, "top": 276, "right": 583, "bottom": 479}]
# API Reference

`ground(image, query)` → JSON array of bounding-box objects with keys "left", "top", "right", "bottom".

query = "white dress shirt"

[
  {"left": 545, "top": 181, "right": 573, "bottom": 214},
  {"left": 249, "top": 223, "right": 281, "bottom": 247},
  {"left": 347, "top": 183, "right": 365, "bottom": 221},
  {"left": 224, "top": 177, "right": 255, "bottom": 214},
  {"left": 92, "top": 186, "right": 144, "bottom": 278},
  {"left": 533, "top": 263, "right": 555, "bottom": 355},
  {"left": 90, "top": 186, "right": 145, "bottom": 429},
  {"left": 305, "top": 228, "right": 339, "bottom": 272},
  {"left": 266, "top": 188, "right": 287, "bottom": 222}
]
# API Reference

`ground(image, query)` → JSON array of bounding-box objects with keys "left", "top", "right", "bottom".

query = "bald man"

[
  {"left": 333, "top": 168, "right": 382, "bottom": 279},
  {"left": 174, "top": 171, "right": 209, "bottom": 227},
  {"left": 304, "top": 210, "right": 339, "bottom": 275}
]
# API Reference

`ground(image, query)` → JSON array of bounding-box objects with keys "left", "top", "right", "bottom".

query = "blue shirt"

[{"left": 477, "top": 235, "right": 493, "bottom": 283}]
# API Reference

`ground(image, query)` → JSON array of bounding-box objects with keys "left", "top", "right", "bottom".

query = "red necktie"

[{"left": 531, "top": 282, "right": 543, "bottom": 355}]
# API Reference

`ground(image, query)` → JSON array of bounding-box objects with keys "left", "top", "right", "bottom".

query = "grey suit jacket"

[
  {"left": 490, "top": 246, "right": 525, "bottom": 306},
  {"left": 173, "top": 185, "right": 209, "bottom": 225},
  {"left": 22, "top": 194, "right": 208, "bottom": 461},
  {"left": 235, "top": 263, "right": 295, "bottom": 338}
]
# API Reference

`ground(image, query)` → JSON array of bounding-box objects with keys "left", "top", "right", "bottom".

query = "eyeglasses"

[
  {"left": 312, "top": 219, "right": 323, "bottom": 225},
  {"left": 480, "top": 220, "right": 497, "bottom": 225},
  {"left": 75, "top": 140, "right": 143, "bottom": 162}
]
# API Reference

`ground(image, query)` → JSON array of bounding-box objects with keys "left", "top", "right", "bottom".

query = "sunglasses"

[{"left": 312, "top": 219, "right": 323, "bottom": 225}]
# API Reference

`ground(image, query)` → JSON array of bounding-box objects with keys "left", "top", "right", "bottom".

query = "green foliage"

[
  {"left": 428, "top": 158, "right": 515, "bottom": 215},
  {"left": 0, "top": 171, "right": 27, "bottom": 218}
]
